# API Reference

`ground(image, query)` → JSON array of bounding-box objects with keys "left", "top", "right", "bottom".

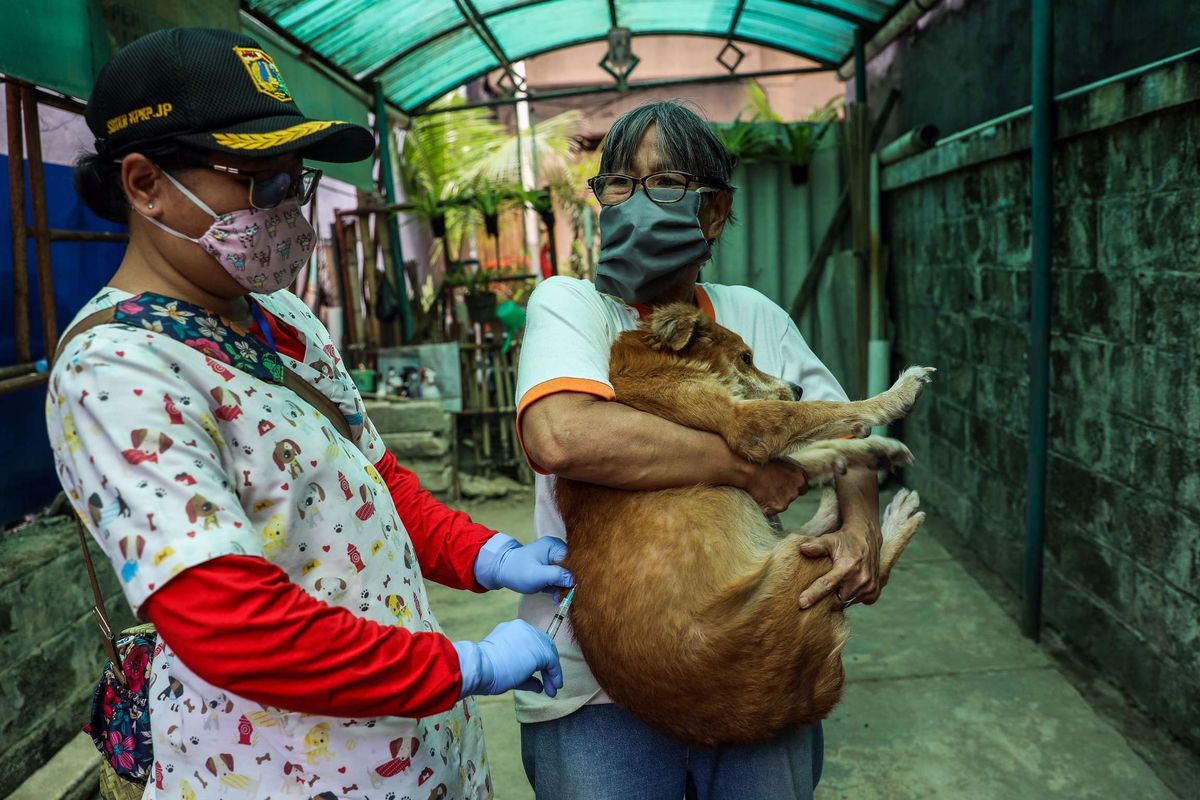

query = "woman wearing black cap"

[{"left": 48, "top": 27, "right": 568, "bottom": 799}]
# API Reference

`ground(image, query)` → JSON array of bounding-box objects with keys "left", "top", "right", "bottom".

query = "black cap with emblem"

[{"left": 86, "top": 27, "right": 374, "bottom": 163}]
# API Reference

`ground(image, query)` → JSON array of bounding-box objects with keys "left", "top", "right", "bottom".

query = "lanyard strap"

[{"left": 248, "top": 300, "right": 278, "bottom": 353}]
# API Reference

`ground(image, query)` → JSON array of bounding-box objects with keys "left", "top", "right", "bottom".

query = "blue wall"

[{"left": 1, "top": 156, "right": 124, "bottom": 525}]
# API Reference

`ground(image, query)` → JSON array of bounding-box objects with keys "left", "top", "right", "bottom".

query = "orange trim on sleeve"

[
  {"left": 516, "top": 377, "right": 617, "bottom": 475},
  {"left": 694, "top": 286, "right": 716, "bottom": 320}
]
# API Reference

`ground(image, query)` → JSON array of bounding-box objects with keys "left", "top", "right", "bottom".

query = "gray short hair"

[{"left": 600, "top": 101, "right": 735, "bottom": 189}]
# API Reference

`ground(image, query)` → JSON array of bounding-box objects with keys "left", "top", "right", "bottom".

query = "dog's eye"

[{"left": 740, "top": 352, "right": 753, "bottom": 366}]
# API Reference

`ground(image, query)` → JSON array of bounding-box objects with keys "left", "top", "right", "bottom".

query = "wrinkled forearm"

[{"left": 522, "top": 393, "right": 753, "bottom": 491}]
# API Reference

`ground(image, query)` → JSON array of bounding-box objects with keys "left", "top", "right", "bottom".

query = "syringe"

[{"left": 546, "top": 587, "right": 576, "bottom": 640}]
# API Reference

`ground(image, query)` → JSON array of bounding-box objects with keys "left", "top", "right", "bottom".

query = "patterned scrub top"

[{"left": 45, "top": 286, "right": 490, "bottom": 800}]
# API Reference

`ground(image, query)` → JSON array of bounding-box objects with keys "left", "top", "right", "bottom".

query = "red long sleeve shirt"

[{"left": 141, "top": 302, "right": 495, "bottom": 718}]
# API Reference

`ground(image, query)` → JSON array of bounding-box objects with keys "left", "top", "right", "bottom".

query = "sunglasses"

[{"left": 209, "top": 163, "right": 323, "bottom": 209}]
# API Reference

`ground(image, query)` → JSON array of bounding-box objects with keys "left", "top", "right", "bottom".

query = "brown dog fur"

[{"left": 555, "top": 303, "right": 931, "bottom": 746}]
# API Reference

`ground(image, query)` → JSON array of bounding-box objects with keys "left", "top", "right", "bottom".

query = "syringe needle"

[{"left": 546, "top": 587, "right": 576, "bottom": 639}]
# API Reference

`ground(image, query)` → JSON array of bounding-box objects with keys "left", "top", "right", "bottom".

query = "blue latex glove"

[
  {"left": 454, "top": 620, "right": 563, "bottom": 698},
  {"left": 474, "top": 534, "right": 574, "bottom": 595}
]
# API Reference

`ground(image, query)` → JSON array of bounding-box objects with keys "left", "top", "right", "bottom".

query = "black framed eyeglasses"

[
  {"left": 587, "top": 170, "right": 725, "bottom": 207},
  {"left": 210, "top": 163, "right": 323, "bottom": 209}
]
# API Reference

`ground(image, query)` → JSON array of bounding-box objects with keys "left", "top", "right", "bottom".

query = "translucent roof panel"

[
  {"left": 736, "top": 1, "right": 860, "bottom": 63},
  {"left": 617, "top": 0, "right": 742, "bottom": 34},
  {"left": 489, "top": 0, "right": 614, "bottom": 60},
  {"left": 378, "top": 25, "right": 499, "bottom": 110},
  {"left": 245, "top": 0, "right": 906, "bottom": 113}
]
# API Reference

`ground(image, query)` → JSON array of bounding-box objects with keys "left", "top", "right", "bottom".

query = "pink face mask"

[{"left": 142, "top": 171, "right": 316, "bottom": 294}]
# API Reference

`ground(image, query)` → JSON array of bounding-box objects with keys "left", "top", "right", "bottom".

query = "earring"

[{"left": 147, "top": 202, "right": 154, "bottom": 209}]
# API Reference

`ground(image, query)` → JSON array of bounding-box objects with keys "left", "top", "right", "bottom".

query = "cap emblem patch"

[{"left": 233, "top": 46, "right": 293, "bottom": 103}]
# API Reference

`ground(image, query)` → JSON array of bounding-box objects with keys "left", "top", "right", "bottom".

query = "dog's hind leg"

[
  {"left": 793, "top": 488, "right": 840, "bottom": 538},
  {"left": 878, "top": 489, "right": 925, "bottom": 585}
]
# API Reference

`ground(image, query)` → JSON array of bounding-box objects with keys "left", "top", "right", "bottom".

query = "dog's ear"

[{"left": 649, "top": 304, "right": 706, "bottom": 352}]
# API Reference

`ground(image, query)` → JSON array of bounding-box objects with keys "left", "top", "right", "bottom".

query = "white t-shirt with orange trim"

[{"left": 512, "top": 275, "right": 848, "bottom": 724}]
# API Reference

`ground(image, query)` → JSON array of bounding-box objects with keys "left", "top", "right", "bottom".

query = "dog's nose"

[{"left": 789, "top": 382, "right": 805, "bottom": 401}]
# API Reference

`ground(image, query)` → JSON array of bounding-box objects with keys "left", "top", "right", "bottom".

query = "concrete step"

[
  {"left": 382, "top": 431, "right": 450, "bottom": 459},
  {"left": 8, "top": 732, "right": 98, "bottom": 800},
  {"left": 365, "top": 400, "right": 451, "bottom": 435},
  {"left": 403, "top": 459, "right": 454, "bottom": 494}
]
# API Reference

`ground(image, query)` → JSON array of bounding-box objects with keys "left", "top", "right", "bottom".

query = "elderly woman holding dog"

[
  {"left": 46, "top": 28, "right": 571, "bottom": 799},
  {"left": 516, "top": 101, "right": 881, "bottom": 799}
]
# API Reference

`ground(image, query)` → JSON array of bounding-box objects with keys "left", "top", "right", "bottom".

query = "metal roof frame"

[
  {"left": 404, "top": 30, "right": 841, "bottom": 115},
  {"left": 353, "top": 0, "right": 876, "bottom": 83},
  {"left": 242, "top": 0, "right": 910, "bottom": 115}
]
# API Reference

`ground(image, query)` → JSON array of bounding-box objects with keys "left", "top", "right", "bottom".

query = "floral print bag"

[
  {"left": 86, "top": 624, "right": 157, "bottom": 791},
  {"left": 70, "top": 507, "right": 157, "bottom": 797}
]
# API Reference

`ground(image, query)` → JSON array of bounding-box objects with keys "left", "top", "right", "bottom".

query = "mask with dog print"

[
  {"left": 595, "top": 189, "right": 712, "bottom": 303},
  {"left": 140, "top": 171, "right": 315, "bottom": 294}
]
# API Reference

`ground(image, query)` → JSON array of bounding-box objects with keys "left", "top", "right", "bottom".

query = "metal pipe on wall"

[
  {"left": 0, "top": 372, "right": 48, "bottom": 396},
  {"left": 849, "top": 28, "right": 871, "bottom": 398},
  {"left": 1024, "top": 0, "right": 1054, "bottom": 641},
  {"left": 374, "top": 83, "right": 414, "bottom": 343},
  {"left": 878, "top": 125, "right": 940, "bottom": 166}
]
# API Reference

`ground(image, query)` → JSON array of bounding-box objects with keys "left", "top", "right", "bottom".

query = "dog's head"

[{"left": 640, "top": 304, "right": 801, "bottom": 401}]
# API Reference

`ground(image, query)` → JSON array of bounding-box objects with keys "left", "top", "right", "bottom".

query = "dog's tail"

[{"left": 878, "top": 488, "right": 925, "bottom": 585}]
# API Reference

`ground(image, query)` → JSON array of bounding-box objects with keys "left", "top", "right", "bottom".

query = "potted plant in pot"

[
  {"left": 446, "top": 260, "right": 499, "bottom": 324},
  {"left": 466, "top": 181, "right": 521, "bottom": 268}
]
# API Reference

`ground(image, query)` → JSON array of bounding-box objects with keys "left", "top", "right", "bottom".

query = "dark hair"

[
  {"left": 600, "top": 101, "right": 736, "bottom": 190},
  {"left": 73, "top": 140, "right": 212, "bottom": 223}
]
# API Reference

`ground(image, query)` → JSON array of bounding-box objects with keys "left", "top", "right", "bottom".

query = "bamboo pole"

[{"left": 357, "top": 215, "right": 381, "bottom": 348}]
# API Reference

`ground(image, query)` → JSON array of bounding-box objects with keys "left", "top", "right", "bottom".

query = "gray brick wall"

[
  {"left": 0, "top": 516, "right": 135, "bottom": 795},
  {"left": 886, "top": 101, "right": 1200, "bottom": 751}
]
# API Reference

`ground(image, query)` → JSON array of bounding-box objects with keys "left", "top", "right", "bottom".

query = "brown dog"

[{"left": 556, "top": 303, "right": 932, "bottom": 746}]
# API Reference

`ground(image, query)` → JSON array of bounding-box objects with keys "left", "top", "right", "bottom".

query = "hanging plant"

[{"left": 711, "top": 84, "right": 842, "bottom": 173}]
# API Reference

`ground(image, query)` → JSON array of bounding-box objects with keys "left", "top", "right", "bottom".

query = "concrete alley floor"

[{"left": 437, "top": 488, "right": 1199, "bottom": 800}]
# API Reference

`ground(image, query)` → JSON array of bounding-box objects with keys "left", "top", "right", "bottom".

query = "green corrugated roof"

[{"left": 245, "top": 0, "right": 903, "bottom": 113}]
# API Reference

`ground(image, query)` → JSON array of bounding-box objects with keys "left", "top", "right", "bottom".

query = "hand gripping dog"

[{"left": 555, "top": 303, "right": 932, "bottom": 746}]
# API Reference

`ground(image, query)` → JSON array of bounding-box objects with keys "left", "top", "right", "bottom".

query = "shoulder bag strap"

[
  {"left": 281, "top": 366, "right": 354, "bottom": 440},
  {"left": 52, "top": 309, "right": 130, "bottom": 681}
]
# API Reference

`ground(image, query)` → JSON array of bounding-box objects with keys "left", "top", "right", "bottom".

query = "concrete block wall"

[
  {"left": 0, "top": 516, "right": 135, "bottom": 796},
  {"left": 884, "top": 72, "right": 1200, "bottom": 751},
  {"left": 367, "top": 400, "right": 455, "bottom": 495}
]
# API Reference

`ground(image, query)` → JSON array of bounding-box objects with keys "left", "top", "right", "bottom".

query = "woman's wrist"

[{"left": 453, "top": 640, "right": 485, "bottom": 698}]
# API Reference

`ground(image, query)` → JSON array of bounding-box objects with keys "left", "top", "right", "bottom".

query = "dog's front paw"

[{"left": 881, "top": 366, "right": 936, "bottom": 419}]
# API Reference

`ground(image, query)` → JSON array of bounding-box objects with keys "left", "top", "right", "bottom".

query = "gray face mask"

[{"left": 595, "top": 189, "right": 712, "bottom": 304}]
